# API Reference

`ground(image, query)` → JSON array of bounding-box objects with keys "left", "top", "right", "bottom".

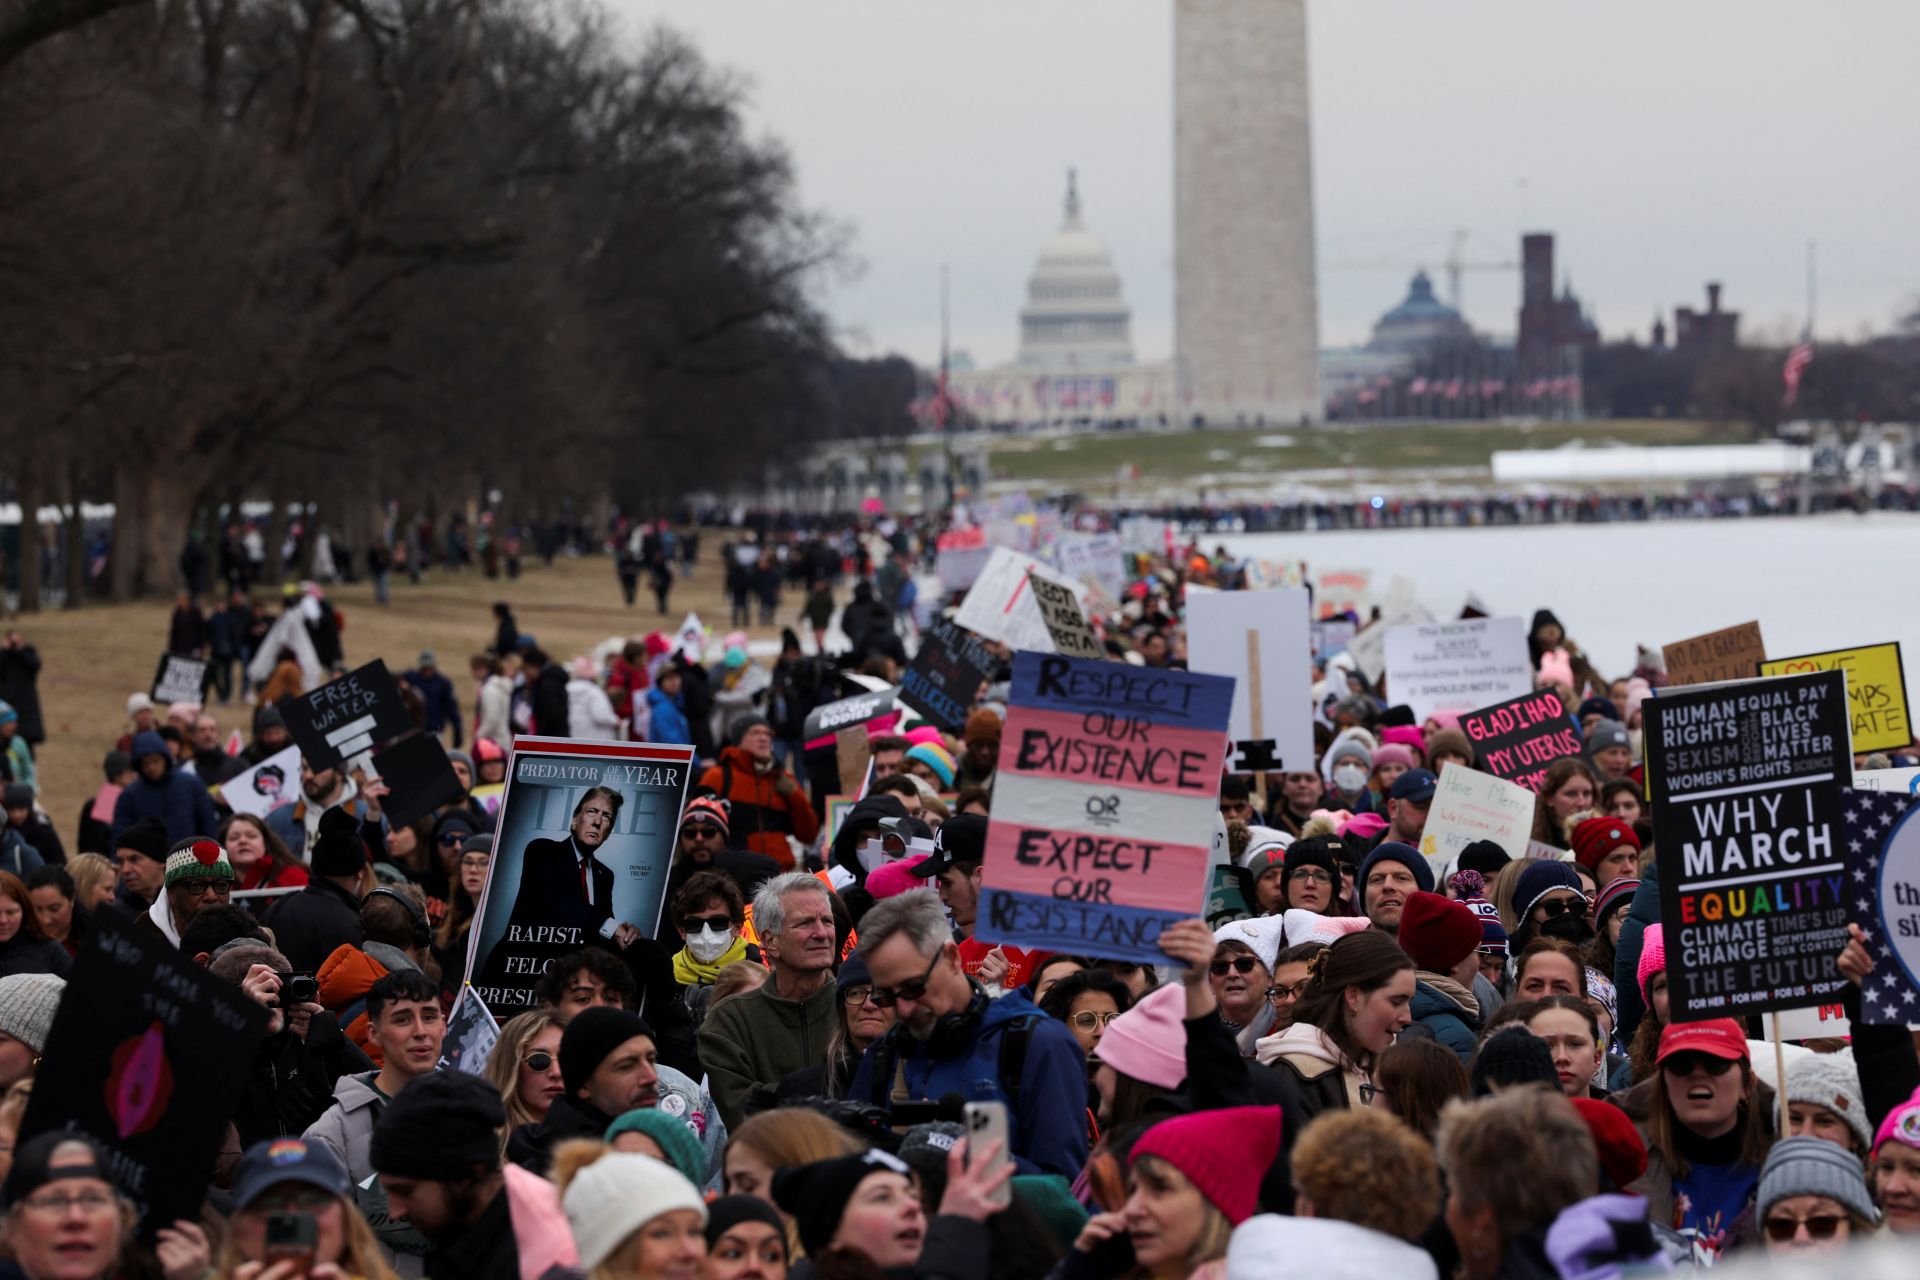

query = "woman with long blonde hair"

[
  {"left": 214, "top": 1136, "right": 398, "bottom": 1279},
  {"left": 485, "top": 1009, "right": 567, "bottom": 1131}
]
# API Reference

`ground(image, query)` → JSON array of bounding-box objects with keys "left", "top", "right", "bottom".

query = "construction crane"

[{"left": 1443, "top": 229, "right": 1519, "bottom": 314}]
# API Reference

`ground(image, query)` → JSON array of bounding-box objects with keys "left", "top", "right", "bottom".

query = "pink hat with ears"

[
  {"left": 1423, "top": 709, "right": 1462, "bottom": 732},
  {"left": 1538, "top": 649, "right": 1576, "bottom": 689},
  {"left": 1637, "top": 923, "right": 1667, "bottom": 1005},
  {"left": 1371, "top": 744, "right": 1416, "bottom": 772},
  {"left": 1380, "top": 725, "right": 1426, "bottom": 755},
  {"left": 1281, "top": 909, "right": 1374, "bottom": 947},
  {"left": 903, "top": 726, "right": 947, "bottom": 747},
  {"left": 864, "top": 860, "right": 923, "bottom": 901},
  {"left": 1341, "top": 812, "right": 1388, "bottom": 842}
]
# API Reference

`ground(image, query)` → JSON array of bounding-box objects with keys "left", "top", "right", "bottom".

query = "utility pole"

[{"left": 940, "top": 263, "right": 955, "bottom": 515}]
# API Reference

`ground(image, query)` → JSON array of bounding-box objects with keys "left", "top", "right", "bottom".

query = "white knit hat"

[
  {"left": 562, "top": 1153, "right": 706, "bottom": 1269},
  {"left": 0, "top": 973, "right": 66, "bottom": 1054},
  {"left": 1214, "top": 916, "right": 1289, "bottom": 973},
  {"left": 1783, "top": 1049, "right": 1872, "bottom": 1152}
]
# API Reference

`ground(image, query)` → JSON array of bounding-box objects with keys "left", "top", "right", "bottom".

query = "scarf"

[{"left": 672, "top": 931, "right": 752, "bottom": 986}]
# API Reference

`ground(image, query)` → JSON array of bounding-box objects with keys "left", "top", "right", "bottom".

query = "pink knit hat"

[
  {"left": 903, "top": 726, "right": 947, "bottom": 748},
  {"left": 1379, "top": 725, "right": 1426, "bottom": 756},
  {"left": 1092, "top": 982, "right": 1186, "bottom": 1090},
  {"left": 1538, "top": 650, "right": 1575, "bottom": 689},
  {"left": 1341, "top": 812, "right": 1388, "bottom": 842},
  {"left": 864, "top": 860, "right": 923, "bottom": 901},
  {"left": 1423, "top": 709, "right": 1463, "bottom": 732},
  {"left": 1371, "top": 744, "right": 1416, "bottom": 772},
  {"left": 1130, "top": 1106, "right": 1283, "bottom": 1226},
  {"left": 1873, "top": 1085, "right": 1920, "bottom": 1160},
  {"left": 1636, "top": 923, "right": 1666, "bottom": 1005}
]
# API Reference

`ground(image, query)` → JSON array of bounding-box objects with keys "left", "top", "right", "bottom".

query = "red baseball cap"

[{"left": 1656, "top": 1018, "right": 1748, "bottom": 1065}]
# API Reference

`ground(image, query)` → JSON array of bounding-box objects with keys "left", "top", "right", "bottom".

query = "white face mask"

[
  {"left": 1333, "top": 763, "right": 1368, "bottom": 792},
  {"left": 685, "top": 923, "right": 734, "bottom": 963}
]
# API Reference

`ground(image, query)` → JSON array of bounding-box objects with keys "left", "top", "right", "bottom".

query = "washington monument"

[{"left": 1174, "top": 0, "right": 1320, "bottom": 426}]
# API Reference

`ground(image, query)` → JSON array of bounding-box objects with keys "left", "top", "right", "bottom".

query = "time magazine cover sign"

[{"left": 465, "top": 737, "right": 694, "bottom": 1014}]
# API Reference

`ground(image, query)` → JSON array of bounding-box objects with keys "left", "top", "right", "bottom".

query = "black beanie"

[
  {"left": 369, "top": 1072, "right": 504, "bottom": 1180},
  {"left": 1457, "top": 840, "right": 1512, "bottom": 877},
  {"left": 559, "top": 1006, "right": 655, "bottom": 1098},
  {"left": 704, "top": 1194, "right": 787, "bottom": 1251},
  {"left": 308, "top": 805, "right": 369, "bottom": 878},
  {"left": 116, "top": 817, "right": 170, "bottom": 862},
  {"left": 772, "top": 1149, "right": 914, "bottom": 1259},
  {"left": 1284, "top": 835, "right": 1344, "bottom": 882},
  {"left": 1471, "top": 1026, "right": 1561, "bottom": 1097}
]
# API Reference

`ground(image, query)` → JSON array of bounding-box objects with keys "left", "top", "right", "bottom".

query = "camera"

[{"left": 283, "top": 973, "right": 319, "bottom": 1005}]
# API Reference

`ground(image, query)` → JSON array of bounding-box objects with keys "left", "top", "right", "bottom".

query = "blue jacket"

[
  {"left": 110, "top": 731, "right": 219, "bottom": 844},
  {"left": 1407, "top": 978, "right": 1480, "bottom": 1066},
  {"left": 847, "top": 988, "right": 1090, "bottom": 1179},
  {"left": 404, "top": 669, "right": 462, "bottom": 743},
  {"left": 646, "top": 687, "right": 692, "bottom": 746}
]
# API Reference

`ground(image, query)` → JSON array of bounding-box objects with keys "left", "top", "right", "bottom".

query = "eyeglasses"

[
  {"left": 1535, "top": 897, "right": 1588, "bottom": 920},
  {"left": 1288, "top": 868, "right": 1332, "bottom": 885},
  {"left": 1357, "top": 1083, "right": 1390, "bottom": 1106},
  {"left": 182, "top": 879, "right": 234, "bottom": 898},
  {"left": 1661, "top": 1051, "right": 1737, "bottom": 1077},
  {"left": 1070, "top": 1011, "right": 1120, "bottom": 1030},
  {"left": 523, "top": 1051, "right": 555, "bottom": 1073},
  {"left": 1763, "top": 1215, "right": 1845, "bottom": 1242},
  {"left": 22, "top": 1190, "right": 115, "bottom": 1215},
  {"left": 841, "top": 985, "right": 876, "bottom": 1007},
  {"left": 1210, "top": 956, "right": 1261, "bottom": 977},
  {"left": 1267, "top": 981, "right": 1310, "bottom": 1003},
  {"left": 871, "top": 946, "right": 943, "bottom": 1008},
  {"left": 249, "top": 1188, "right": 334, "bottom": 1214},
  {"left": 460, "top": 854, "right": 490, "bottom": 869},
  {"left": 679, "top": 914, "right": 732, "bottom": 934}
]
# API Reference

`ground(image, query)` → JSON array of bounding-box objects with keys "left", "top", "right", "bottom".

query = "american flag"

[
  {"left": 1783, "top": 330, "right": 1814, "bottom": 407},
  {"left": 1842, "top": 786, "right": 1920, "bottom": 1024}
]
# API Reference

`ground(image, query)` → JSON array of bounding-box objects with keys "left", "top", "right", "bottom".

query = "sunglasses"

[
  {"left": 680, "top": 914, "right": 732, "bottom": 934},
  {"left": 524, "top": 1051, "right": 555, "bottom": 1073},
  {"left": 1210, "top": 956, "right": 1261, "bottom": 977},
  {"left": 1661, "top": 1050, "right": 1737, "bottom": 1077},
  {"left": 1535, "top": 897, "right": 1588, "bottom": 920},
  {"left": 1070, "top": 1011, "right": 1120, "bottom": 1030},
  {"left": 182, "top": 879, "right": 234, "bottom": 898},
  {"left": 1763, "top": 1215, "right": 1844, "bottom": 1243},
  {"left": 871, "top": 947, "right": 943, "bottom": 1008}
]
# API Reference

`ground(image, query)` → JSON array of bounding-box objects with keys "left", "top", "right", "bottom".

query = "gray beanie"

[
  {"left": 1783, "top": 1050, "right": 1872, "bottom": 1153},
  {"left": 0, "top": 974, "right": 65, "bottom": 1054},
  {"left": 1757, "top": 1136, "right": 1878, "bottom": 1224}
]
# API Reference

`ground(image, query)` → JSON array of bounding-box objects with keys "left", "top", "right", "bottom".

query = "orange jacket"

[
  {"left": 317, "top": 943, "right": 392, "bottom": 1066},
  {"left": 697, "top": 746, "right": 819, "bottom": 870}
]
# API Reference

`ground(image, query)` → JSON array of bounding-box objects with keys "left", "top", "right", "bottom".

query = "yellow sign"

[{"left": 1760, "top": 642, "right": 1909, "bottom": 753}]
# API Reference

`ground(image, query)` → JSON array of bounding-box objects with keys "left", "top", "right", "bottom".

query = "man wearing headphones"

[{"left": 849, "top": 889, "right": 1090, "bottom": 1179}]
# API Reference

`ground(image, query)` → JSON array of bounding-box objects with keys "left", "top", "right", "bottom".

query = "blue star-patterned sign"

[{"left": 1841, "top": 786, "right": 1920, "bottom": 1025}]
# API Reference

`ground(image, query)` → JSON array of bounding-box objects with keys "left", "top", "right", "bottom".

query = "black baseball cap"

[
  {"left": 3, "top": 1133, "right": 116, "bottom": 1209},
  {"left": 907, "top": 813, "right": 987, "bottom": 878}
]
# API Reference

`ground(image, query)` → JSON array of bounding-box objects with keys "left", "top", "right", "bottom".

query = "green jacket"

[{"left": 698, "top": 976, "right": 838, "bottom": 1129}]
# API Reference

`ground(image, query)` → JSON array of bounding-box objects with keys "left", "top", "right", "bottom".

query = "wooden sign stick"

[{"left": 1246, "top": 630, "right": 1268, "bottom": 818}]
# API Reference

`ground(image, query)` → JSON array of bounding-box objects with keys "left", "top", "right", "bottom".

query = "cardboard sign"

[
  {"left": 899, "top": 621, "right": 994, "bottom": 734},
  {"left": 1315, "top": 568, "right": 1372, "bottom": 619},
  {"left": 1647, "top": 671, "right": 1852, "bottom": 1020},
  {"left": 1761, "top": 642, "right": 1910, "bottom": 753},
  {"left": 1384, "top": 617, "right": 1534, "bottom": 724},
  {"left": 150, "top": 653, "right": 208, "bottom": 705},
  {"left": 466, "top": 738, "right": 694, "bottom": 1015},
  {"left": 1311, "top": 620, "right": 1357, "bottom": 660},
  {"left": 1119, "top": 516, "right": 1167, "bottom": 556},
  {"left": 1855, "top": 767, "right": 1920, "bottom": 794},
  {"left": 21, "top": 924, "right": 268, "bottom": 1239},
  {"left": 1184, "top": 588, "right": 1315, "bottom": 777},
  {"left": 1054, "top": 531, "right": 1128, "bottom": 602},
  {"left": 976, "top": 651, "right": 1235, "bottom": 964},
  {"left": 1662, "top": 621, "right": 1766, "bottom": 687},
  {"left": 1419, "top": 763, "right": 1537, "bottom": 873},
  {"left": 1027, "top": 569, "right": 1104, "bottom": 660},
  {"left": 674, "top": 613, "right": 707, "bottom": 662},
  {"left": 440, "top": 985, "right": 500, "bottom": 1075},
  {"left": 802, "top": 684, "right": 900, "bottom": 743},
  {"left": 936, "top": 545, "right": 994, "bottom": 592},
  {"left": 953, "top": 547, "right": 1085, "bottom": 652},
  {"left": 371, "top": 731, "right": 465, "bottom": 830},
  {"left": 1459, "top": 689, "right": 1585, "bottom": 791},
  {"left": 276, "top": 659, "right": 412, "bottom": 771},
  {"left": 1845, "top": 786, "right": 1920, "bottom": 1025},
  {"left": 835, "top": 728, "right": 872, "bottom": 796},
  {"left": 216, "top": 744, "right": 301, "bottom": 818}
]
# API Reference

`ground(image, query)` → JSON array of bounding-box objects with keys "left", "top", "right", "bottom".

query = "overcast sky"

[{"left": 613, "top": 1, "right": 1919, "bottom": 369}]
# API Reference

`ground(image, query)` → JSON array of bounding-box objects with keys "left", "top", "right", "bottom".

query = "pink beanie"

[
  {"left": 1093, "top": 982, "right": 1186, "bottom": 1090},
  {"left": 903, "top": 726, "right": 947, "bottom": 748},
  {"left": 1636, "top": 923, "right": 1666, "bottom": 1005},
  {"left": 1538, "top": 649, "right": 1575, "bottom": 689},
  {"left": 1873, "top": 1085, "right": 1920, "bottom": 1160},
  {"left": 1130, "top": 1106, "right": 1282, "bottom": 1227},
  {"left": 1379, "top": 725, "right": 1426, "bottom": 756},
  {"left": 1341, "top": 812, "right": 1388, "bottom": 842},
  {"left": 1423, "top": 709, "right": 1463, "bottom": 732},
  {"left": 864, "top": 860, "right": 923, "bottom": 901},
  {"left": 1371, "top": 744, "right": 1416, "bottom": 772}
]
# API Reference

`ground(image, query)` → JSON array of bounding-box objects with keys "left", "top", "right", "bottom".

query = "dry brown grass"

[{"left": 17, "top": 543, "right": 777, "bottom": 824}]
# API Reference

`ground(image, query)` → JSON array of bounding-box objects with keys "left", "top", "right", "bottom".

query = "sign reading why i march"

[
  {"left": 976, "top": 651, "right": 1234, "bottom": 964},
  {"left": 1647, "top": 671, "right": 1853, "bottom": 1020}
]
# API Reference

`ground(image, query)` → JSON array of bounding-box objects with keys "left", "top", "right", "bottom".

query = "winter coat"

[
  {"left": 263, "top": 876, "right": 365, "bottom": 975},
  {"left": 317, "top": 943, "right": 406, "bottom": 1066},
  {"left": 0, "top": 829, "right": 43, "bottom": 882},
  {"left": 1613, "top": 863, "right": 1663, "bottom": 1041},
  {"left": 506, "top": 1093, "right": 612, "bottom": 1177},
  {"left": 109, "top": 732, "right": 219, "bottom": 845},
  {"left": 699, "top": 976, "right": 839, "bottom": 1130},
  {"left": 304, "top": 1070, "right": 384, "bottom": 1180},
  {"left": 424, "top": 1179, "right": 521, "bottom": 1280},
  {"left": 565, "top": 678, "right": 621, "bottom": 741},
  {"left": 0, "top": 931, "right": 70, "bottom": 978},
  {"left": 0, "top": 645, "right": 44, "bottom": 744},
  {"left": 697, "top": 747, "right": 819, "bottom": 870},
  {"left": 1406, "top": 974, "right": 1481, "bottom": 1066},
  {"left": 646, "top": 686, "right": 693, "bottom": 746},
  {"left": 849, "top": 989, "right": 1091, "bottom": 1179},
  {"left": 474, "top": 674, "right": 514, "bottom": 750},
  {"left": 232, "top": 1016, "right": 374, "bottom": 1149},
  {"left": 708, "top": 662, "right": 770, "bottom": 745},
  {"left": 768, "top": 655, "right": 827, "bottom": 740},
  {"left": 406, "top": 669, "right": 462, "bottom": 742},
  {"left": 530, "top": 664, "right": 570, "bottom": 738},
  {"left": 1256, "top": 1022, "right": 1364, "bottom": 1122}
]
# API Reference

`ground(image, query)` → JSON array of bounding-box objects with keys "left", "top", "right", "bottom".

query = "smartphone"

[
  {"left": 963, "top": 1100, "right": 1013, "bottom": 1210},
  {"left": 264, "top": 1211, "right": 317, "bottom": 1275}
]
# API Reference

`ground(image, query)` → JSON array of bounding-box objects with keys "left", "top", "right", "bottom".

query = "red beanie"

[
  {"left": 1570, "top": 1097, "right": 1647, "bottom": 1192},
  {"left": 1129, "top": 1105, "right": 1281, "bottom": 1226},
  {"left": 1570, "top": 816, "right": 1640, "bottom": 872},
  {"left": 1396, "top": 891, "right": 1483, "bottom": 975}
]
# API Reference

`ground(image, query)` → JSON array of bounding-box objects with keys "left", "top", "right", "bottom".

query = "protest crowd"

[{"left": 0, "top": 511, "right": 1917, "bottom": 1280}]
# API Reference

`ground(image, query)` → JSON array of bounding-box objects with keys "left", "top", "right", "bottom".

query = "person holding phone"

[
  {"left": 214, "top": 1136, "right": 399, "bottom": 1280},
  {"left": 769, "top": 1144, "right": 1009, "bottom": 1280}
]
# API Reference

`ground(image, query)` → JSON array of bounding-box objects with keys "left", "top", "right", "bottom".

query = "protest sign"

[
  {"left": 150, "top": 653, "right": 207, "bottom": 705},
  {"left": 22, "top": 924, "right": 268, "bottom": 1239},
  {"left": 936, "top": 544, "right": 994, "bottom": 593},
  {"left": 440, "top": 985, "right": 501, "bottom": 1074},
  {"left": 244, "top": 608, "right": 325, "bottom": 690},
  {"left": 370, "top": 730, "right": 465, "bottom": 829},
  {"left": 899, "top": 620, "right": 995, "bottom": 734},
  {"left": 1844, "top": 787, "right": 1920, "bottom": 1025},
  {"left": 976, "top": 652, "right": 1234, "bottom": 964},
  {"left": 1418, "top": 763, "right": 1536, "bottom": 872},
  {"left": 802, "top": 684, "right": 900, "bottom": 742},
  {"left": 1647, "top": 671, "right": 1852, "bottom": 1020},
  {"left": 674, "top": 612, "right": 708, "bottom": 661},
  {"left": 1243, "top": 558, "right": 1307, "bottom": 591},
  {"left": 1311, "top": 619, "right": 1357, "bottom": 661},
  {"left": 1761, "top": 642, "right": 1909, "bottom": 753},
  {"left": 1315, "top": 568, "right": 1372, "bottom": 619},
  {"left": 1054, "top": 530, "right": 1128, "bottom": 602},
  {"left": 216, "top": 744, "right": 300, "bottom": 818},
  {"left": 466, "top": 738, "right": 694, "bottom": 1014},
  {"left": 1119, "top": 516, "right": 1167, "bottom": 556},
  {"left": 1662, "top": 620, "right": 1766, "bottom": 687},
  {"left": 276, "top": 659, "right": 412, "bottom": 771},
  {"left": 1184, "top": 588, "right": 1314, "bottom": 778},
  {"left": 1027, "top": 569, "right": 1104, "bottom": 660},
  {"left": 836, "top": 728, "right": 872, "bottom": 796},
  {"left": 953, "top": 547, "right": 1084, "bottom": 652},
  {"left": 1384, "top": 617, "right": 1534, "bottom": 723},
  {"left": 1459, "top": 689, "right": 1585, "bottom": 791},
  {"left": 1855, "top": 766, "right": 1920, "bottom": 794}
]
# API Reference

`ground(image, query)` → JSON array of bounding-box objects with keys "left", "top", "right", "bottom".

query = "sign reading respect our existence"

[
  {"left": 1458, "top": 688, "right": 1585, "bottom": 791},
  {"left": 1384, "top": 617, "right": 1533, "bottom": 724},
  {"left": 977, "top": 651, "right": 1234, "bottom": 965},
  {"left": 1663, "top": 620, "right": 1767, "bottom": 688},
  {"left": 1647, "top": 671, "right": 1853, "bottom": 1020},
  {"left": 1761, "top": 642, "right": 1910, "bottom": 754}
]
